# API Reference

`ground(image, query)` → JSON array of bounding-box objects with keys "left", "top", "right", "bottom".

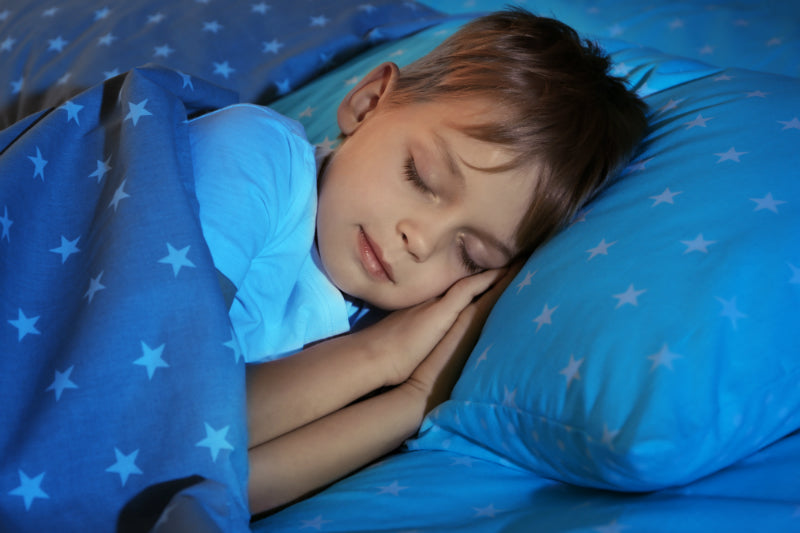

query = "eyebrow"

[{"left": 431, "top": 131, "right": 516, "bottom": 262}]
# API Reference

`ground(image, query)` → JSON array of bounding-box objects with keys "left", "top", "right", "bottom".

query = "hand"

[
  {"left": 355, "top": 268, "right": 509, "bottom": 388},
  {"left": 403, "top": 262, "right": 522, "bottom": 414}
]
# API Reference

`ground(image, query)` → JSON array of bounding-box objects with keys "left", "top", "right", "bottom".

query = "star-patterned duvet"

[{"left": 1, "top": 0, "right": 799, "bottom": 532}]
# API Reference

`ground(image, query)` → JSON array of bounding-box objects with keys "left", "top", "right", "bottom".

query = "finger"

[{"left": 441, "top": 268, "right": 507, "bottom": 309}]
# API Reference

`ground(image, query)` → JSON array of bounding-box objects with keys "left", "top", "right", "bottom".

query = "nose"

[{"left": 397, "top": 219, "right": 435, "bottom": 262}]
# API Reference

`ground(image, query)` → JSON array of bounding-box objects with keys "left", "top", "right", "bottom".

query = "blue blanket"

[{"left": 1, "top": 66, "right": 250, "bottom": 532}]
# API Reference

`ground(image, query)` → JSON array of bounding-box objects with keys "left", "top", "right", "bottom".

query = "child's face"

[{"left": 316, "top": 96, "right": 537, "bottom": 310}]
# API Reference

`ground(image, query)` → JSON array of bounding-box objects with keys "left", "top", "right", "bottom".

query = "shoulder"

[{"left": 190, "top": 103, "right": 310, "bottom": 150}]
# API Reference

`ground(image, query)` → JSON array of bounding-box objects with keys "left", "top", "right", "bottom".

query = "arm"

[
  {"left": 247, "top": 266, "right": 519, "bottom": 514},
  {"left": 246, "top": 268, "right": 505, "bottom": 447}
]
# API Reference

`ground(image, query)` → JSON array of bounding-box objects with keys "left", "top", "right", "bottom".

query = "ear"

[{"left": 337, "top": 62, "right": 399, "bottom": 136}]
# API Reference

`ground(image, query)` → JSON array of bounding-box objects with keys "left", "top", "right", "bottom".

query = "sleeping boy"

[{"left": 188, "top": 8, "right": 648, "bottom": 514}]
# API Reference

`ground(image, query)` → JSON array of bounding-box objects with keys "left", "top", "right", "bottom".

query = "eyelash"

[
  {"left": 404, "top": 157, "right": 483, "bottom": 274},
  {"left": 403, "top": 157, "right": 430, "bottom": 194}
]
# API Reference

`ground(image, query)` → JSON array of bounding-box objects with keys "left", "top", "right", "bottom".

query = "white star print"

[
  {"left": 299, "top": 515, "right": 332, "bottom": 530},
  {"left": 109, "top": 178, "right": 130, "bottom": 211},
  {"left": 105, "top": 448, "right": 143, "bottom": 486},
  {"left": 28, "top": 146, "right": 47, "bottom": 180},
  {"left": 223, "top": 332, "right": 243, "bottom": 363},
  {"left": 658, "top": 98, "right": 685, "bottom": 113},
  {"left": 60, "top": 101, "right": 83, "bottom": 124},
  {"left": 42, "top": 7, "right": 58, "bottom": 17},
  {"left": 158, "top": 243, "right": 196, "bottom": 277},
  {"left": 789, "top": 263, "right": 800, "bottom": 284},
  {"left": 213, "top": 61, "right": 235, "bottom": 78},
  {"left": 134, "top": 341, "right": 169, "bottom": 379},
  {"left": 8, "top": 470, "right": 49, "bottom": 510},
  {"left": 251, "top": 3, "right": 271, "bottom": 14},
  {"left": 650, "top": 187, "right": 682, "bottom": 206},
  {"left": 778, "top": 117, "right": 800, "bottom": 130},
  {"left": 275, "top": 79, "right": 291, "bottom": 94},
  {"left": 103, "top": 68, "right": 120, "bottom": 80},
  {"left": 502, "top": 386, "right": 518, "bottom": 409},
  {"left": 46, "top": 366, "right": 78, "bottom": 401},
  {"left": 533, "top": 303, "right": 557, "bottom": 332},
  {"left": 473, "top": 344, "right": 491, "bottom": 369},
  {"left": 647, "top": 344, "right": 683, "bottom": 371},
  {"left": 147, "top": 12, "right": 165, "bottom": 24},
  {"left": 474, "top": 503, "right": 502, "bottom": 518},
  {"left": 586, "top": 238, "right": 616, "bottom": 260},
  {"left": 1, "top": 36, "right": 15, "bottom": 51},
  {"left": 94, "top": 7, "right": 110, "bottom": 20},
  {"left": 516, "top": 270, "right": 535, "bottom": 293},
  {"left": 310, "top": 15, "right": 329, "bottom": 27},
  {"left": 315, "top": 137, "right": 337, "bottom": 153},
  {"left": 98, "top": 32, "right": 117, "bottom": 46},
  {"left": 262, "top": 39, "right": 284, "bottom": 54},
  {"left": 746, "top": 90, "right": 768, "bottom": 98},
  {"left": 10, "top": 77, "right": 23, "bottom": 94},
  {"left": 196, "top": 423, "right": 234, "bottom": 461},
  {"left": 125, "top": 99, "right": 153, "bottom": 126},
  {"left": 50, "top": 235, "right": 81, "bottom": 263},
  {"left": 684, "top": 113, "right": 713, "bottom": 129},
  {"left": 612, "top": 284, "right": 646, "bottom": 308},
  {"left": 601, "top": 425, "right": 620, "bottom": 448},
  {"left": 84, "top": 271, "right": 106, "bottom": 303},
  {"left": 716, "top": 296, "right": 747, "bottom": 329},
  {"left": 298, "top": 106, "right": 315, "bottom": 118},
  {"left": 47, "top": 36, "right": 68, "bottom": 52},
  {"left": 681, "top": 233, "right": 716, "bottom": 254},
  {"left": 1, "top": 205, "right": 12, "bottom": 241},
  {"left": 203, "top": 20, "right": 223, "bottom": 33},
  {"left": 559, "top": 354, "right": 583, "bottom": 388},
  {"left": 8, "top": 308, "right": 40, "bottom": 341},
  {"left": 89, "top": 155, "right": 112, "bottom": 183},
  {"left": 714, "top": 147, "right": 747, "bottom": 163},
  {"left": 176, "top": 70, "right": 194, "bottom": 90},
  {"left": 154, "top": 44, "right": 174, "bottom": 58},
  {"left": 750, "top": 192, "right": 786, "bottom": 213},
  {"left": 376, "top": 480, "right": 408, "bottom": 496}
]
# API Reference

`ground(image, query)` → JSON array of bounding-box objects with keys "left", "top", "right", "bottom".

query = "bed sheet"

[
  {"left": 256, "top": 428, "right": 800, "bottom": 532},
  {"left": 0, "top": 66, "right": 249, "bottom": 532}
]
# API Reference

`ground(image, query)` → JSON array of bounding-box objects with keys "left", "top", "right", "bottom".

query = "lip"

[{"left": 357, "top": 227, "right": 394, "bottom": 283}]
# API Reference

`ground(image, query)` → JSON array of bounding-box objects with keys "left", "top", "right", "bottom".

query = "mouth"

[{"left": 357, "top": 227, "right": 394, "bottom": 283}]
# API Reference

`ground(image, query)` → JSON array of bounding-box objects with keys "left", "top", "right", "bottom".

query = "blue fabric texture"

[
  {"left": 190, "top": 104, "right": 350, "bottom": 363},
  {"left": 410, "top": 40, "right": 800, "bottom": 491},
  {"left": 0, "top": 0, "right": 447, "bottom": 127},
  {"left": 0, "top": 66, "right": 250, "bottom": 532},
  {"left": 424, "top": 0, "right": 800, "bottom": 78}
]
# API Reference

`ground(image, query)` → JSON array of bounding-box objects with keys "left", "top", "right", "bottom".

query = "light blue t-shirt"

[{"left": 188, "top": 104, "right": 351, "bottom": 363}]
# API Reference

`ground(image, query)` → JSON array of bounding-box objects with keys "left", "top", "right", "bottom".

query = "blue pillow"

[
  {"left": 419, "top": 0, "right": 800, "bottom": 78},
  {"left": 409, "top": 47, "right": 800, "bottom": 490},
  {"left": 272, "top": 16, "right": 800, "bottom": 491}
]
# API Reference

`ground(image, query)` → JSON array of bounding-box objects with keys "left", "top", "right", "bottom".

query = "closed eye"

[
  {"left": 404, "top": 157, "right": 431, "bottom": 194},
  {"left": 458, "top": 239, "right": 483, "bottom": 274}
]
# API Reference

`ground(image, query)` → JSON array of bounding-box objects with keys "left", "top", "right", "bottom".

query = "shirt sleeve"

[{"left": 188, "top": 104, "right": 317, "bottom": 289}]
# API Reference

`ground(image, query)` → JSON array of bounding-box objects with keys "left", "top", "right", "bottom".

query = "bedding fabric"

[
  {"left": 0, "top": 66, "right": 249, "bottom": 532},
  {"left": 0, "top": 0, "right": 446, "bottom": 129},
  {"left": 264, "top": 5, "right": 799, "bottom": 530}
]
